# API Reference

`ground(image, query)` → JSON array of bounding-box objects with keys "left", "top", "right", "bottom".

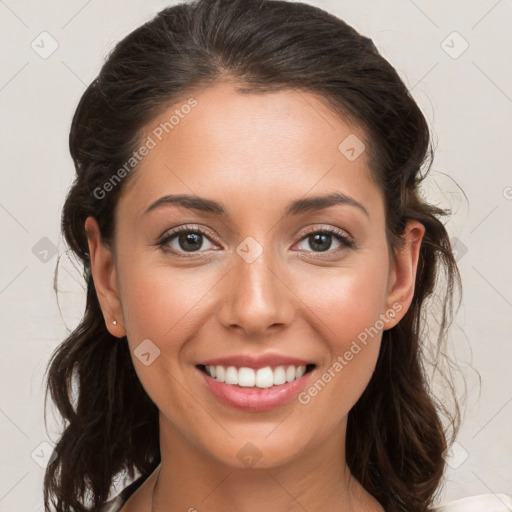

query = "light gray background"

[{"left": 0, "top": 1, "right": 511, "bottom": 511}]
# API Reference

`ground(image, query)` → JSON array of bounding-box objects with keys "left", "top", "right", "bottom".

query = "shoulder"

[
  {"left": 432, "top": 493, "right": 512, "bottom": 511},
  {"left": 97, "top": 475, "right": 148, "bottom": 512}
]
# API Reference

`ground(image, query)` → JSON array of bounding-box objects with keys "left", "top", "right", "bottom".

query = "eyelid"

[{"left": 157, "top": 223, "right": 218, "bottom": 241}]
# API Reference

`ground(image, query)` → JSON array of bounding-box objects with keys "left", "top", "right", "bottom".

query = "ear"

[
  {"left": 84, "top": 216, "right": 126, "bottom": 338},
  {"left": 383, "top": 220, "right": 425, "bottom": 329}
]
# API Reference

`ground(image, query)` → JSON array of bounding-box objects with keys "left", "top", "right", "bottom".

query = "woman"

[{"left": 43, "top": 0, "right": 512, "bottom": 511}]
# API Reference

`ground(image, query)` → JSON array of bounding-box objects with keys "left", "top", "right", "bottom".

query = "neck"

[{"left": 150, "top": 417, "right": 382, "bottom": 512}]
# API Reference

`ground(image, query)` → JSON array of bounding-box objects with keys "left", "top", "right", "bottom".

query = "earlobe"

[
  {"left": 84, "top": 216, "right": 126, "bottom": 338},
  {"left": 384, "top": 220, "right": 425, "bottom": 329}
]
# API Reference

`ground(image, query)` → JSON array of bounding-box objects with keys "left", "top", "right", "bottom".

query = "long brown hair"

[{"left": 44, "top": 1, "right": 463, "bottom": 510}]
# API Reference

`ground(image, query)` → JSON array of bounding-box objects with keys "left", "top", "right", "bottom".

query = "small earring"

[{"left": 112, "top": 320, "right": 117, "bottom": 325}]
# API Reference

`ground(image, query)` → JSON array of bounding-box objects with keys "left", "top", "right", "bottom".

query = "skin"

[{"left": 85, "top": 82, "right": 425, "bottom": 512}]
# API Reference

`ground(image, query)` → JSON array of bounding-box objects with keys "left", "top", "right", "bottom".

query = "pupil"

[{"left": 310, "top": 233, "right": 330, "bottom": 252}]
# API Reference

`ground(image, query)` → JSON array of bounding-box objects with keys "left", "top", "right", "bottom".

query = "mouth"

[
  {"left": 194, "top": 351, "right": 318, "bottom": 412},
  {"left": 195, "top": 362, "right": 316, "bottom": 411}
]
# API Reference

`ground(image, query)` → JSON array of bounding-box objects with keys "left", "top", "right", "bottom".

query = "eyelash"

[{"left": 157, "top": 224, "right": 355, "bottom": 258}]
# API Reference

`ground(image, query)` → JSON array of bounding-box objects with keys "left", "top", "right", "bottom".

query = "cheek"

[
  {"left": 293, "top": 259, "right": 389, "bottom": 413},
  {"left": 297, "top": 255, "right": 390, "bottom": 343},
  {"left": 119, "top": 263, "right": 215, "bottom": 344},
  {"left": 117, "top": 264, "right": 217, "bottom": 417},
  {"left": 115, "top": 256, "right": 213, "bottom": 374}
]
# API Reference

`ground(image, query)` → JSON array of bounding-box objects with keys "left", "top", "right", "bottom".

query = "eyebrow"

[{"left": 143, "top": 192, "right": 369, "bottom": 218}]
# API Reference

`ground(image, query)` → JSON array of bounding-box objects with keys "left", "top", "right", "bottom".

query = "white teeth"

[
  {"left": 238, "top": 367, "right": 255, "bottom": 387},
  {"left": 273, "top": 366, "right": 286, "bottom": 385},
  {"left": 285, "top": 365, "right": 296, "bottom": 383},
  {"left": 224, "top": 366, "right": 238, "bottom": 385},
  {"left": 295, "top": 365, "right": 306, "bottom": 379},
  {"left": 205, "top": 364, "right": 309, "bottom": 387},
  {"left": 215, "top": 365, "right": 224, "bottom": 382},
  {"left": 255, "top": 367, "right": 274, "bottom": 388}
]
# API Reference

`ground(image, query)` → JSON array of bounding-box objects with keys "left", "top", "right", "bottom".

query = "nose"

[{"left": 217, "top": 244, "right": 295, "bottom": 338}]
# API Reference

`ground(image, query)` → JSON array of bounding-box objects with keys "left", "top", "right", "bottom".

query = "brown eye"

[
  {"left": 296, "top": 227, "right": 354, "bottom": 254},
  {"left": 158, "top": 226, "right": 217, "bottom": 256}
]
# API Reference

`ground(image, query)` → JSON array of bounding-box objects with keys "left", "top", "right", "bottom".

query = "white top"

[{"left": 432, "top": 494, "right": 512, "bottom": 511}]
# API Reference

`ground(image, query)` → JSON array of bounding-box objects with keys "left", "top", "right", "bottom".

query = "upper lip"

[{"left": 197, "top": 353, "right": 314, "bottom": 369}]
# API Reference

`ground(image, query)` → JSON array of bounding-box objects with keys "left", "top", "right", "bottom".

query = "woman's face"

[{"left": 86, "top": 82, "right": 423, "bottom": 470}]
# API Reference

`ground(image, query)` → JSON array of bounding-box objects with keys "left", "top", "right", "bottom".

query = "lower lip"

[{"left": 196, "top": 366, "right": 314, "bottom": 412}]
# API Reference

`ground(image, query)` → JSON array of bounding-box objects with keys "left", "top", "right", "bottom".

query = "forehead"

[{"left": 118, "top": 82, "right": 381, "bottom": 220}]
